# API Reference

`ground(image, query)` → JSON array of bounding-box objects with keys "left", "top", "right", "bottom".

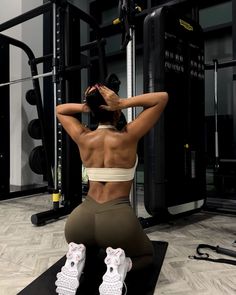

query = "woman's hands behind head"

[{"left": 96, "top": 85, "right": 122, "bottom": 111}]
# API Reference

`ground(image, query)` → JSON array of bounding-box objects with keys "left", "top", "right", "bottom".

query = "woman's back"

[
  {"left": 78, "top": 127, "right": 138, "bottom": 203},
  {"left": 56, "top": 85, "right": 168, "bottom": 203},
  {"left": 78, "top": 128, "right": 137, "bottom": 169}
]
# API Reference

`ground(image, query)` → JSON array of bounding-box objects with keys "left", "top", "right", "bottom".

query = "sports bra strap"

[{"left": 85, "top": 156, "right": 138, "bottom": 182}]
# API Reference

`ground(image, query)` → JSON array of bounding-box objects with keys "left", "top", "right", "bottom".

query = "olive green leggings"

[{"left": 65, "top": 196, "right": 154, "bottom": 271}]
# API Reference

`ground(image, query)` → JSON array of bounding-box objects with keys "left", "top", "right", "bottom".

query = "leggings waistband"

[{"left": 85, "top": 195, "right": 130, "bottom": 211}]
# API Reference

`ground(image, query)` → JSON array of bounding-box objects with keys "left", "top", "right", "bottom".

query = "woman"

[{"left": 55, "top": 85, "right": 168, "bottom": 295}]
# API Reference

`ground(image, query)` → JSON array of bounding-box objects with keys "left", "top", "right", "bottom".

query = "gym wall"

[
  {"left": 0, "top": 1, "right": 22, "bottom": 186},
  {"left": 21, "top": 0, "right": 44, "bottom": 186},
  {"left": 199, "top": 2, "right": 235, "bottom": 163},
  {"left": 199, "top": 1, "right": 233, "bottom": 117}
]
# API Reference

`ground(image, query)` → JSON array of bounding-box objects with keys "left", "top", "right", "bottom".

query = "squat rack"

[{"left": 0, "top": 0, "right": 107, "bottom": 225}]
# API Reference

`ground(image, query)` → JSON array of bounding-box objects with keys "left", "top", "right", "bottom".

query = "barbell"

[
  {"left": 0, "top": 71, "right": 53, "bottom": 88},
  {"left": 0, "top": 62, "right": 87, "bottom": 88}
]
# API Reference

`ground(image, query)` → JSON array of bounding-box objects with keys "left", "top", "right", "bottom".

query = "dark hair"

[
  {"left": 104, "top": 73, "right": 120, "bottom": 94},
  {"left": 85, "top": 88, "right": 115, "bottom": 123},
  {"left": 85, "top": 73, "right": 127, "bottom": 127}
]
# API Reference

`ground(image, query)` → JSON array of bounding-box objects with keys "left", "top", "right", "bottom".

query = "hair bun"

[{"left": 104, "top": 73, "right": 121, "bottom": 94}]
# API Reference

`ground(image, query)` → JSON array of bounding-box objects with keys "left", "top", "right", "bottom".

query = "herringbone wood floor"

[{"left": 0, "top": 193, "right": 236, "bottom": 295}]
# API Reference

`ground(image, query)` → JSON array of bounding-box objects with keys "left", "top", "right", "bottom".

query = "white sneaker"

[
  {"left": 99, "top": 247, "right": 132, "bottom": 295},
  {"left": 55, "top": 242, "right": 86, "bottom": 295}
]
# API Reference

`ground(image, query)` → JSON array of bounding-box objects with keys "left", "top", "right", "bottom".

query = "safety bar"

[
  {"left": 0, "top": 33, "right": 36, "bottom": 60},
  {"left": 31, "top": 54, "right": 53, "bottom": 65},
  {"left": 80, "top": 38, "right": 106, "bottom": 52},
  {"left": 0, "top": 2, "right": 52, "bottom": 32}
]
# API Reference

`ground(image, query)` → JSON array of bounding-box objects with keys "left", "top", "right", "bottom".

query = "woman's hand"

[{"left": 96, "top": 85, "right": 122, "bottom": 111}]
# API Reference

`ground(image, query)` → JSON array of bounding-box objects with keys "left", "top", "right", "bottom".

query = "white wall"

[
  {"left": 204, "top": 34, "right": 233, "bottom": 116},
  {"left": 21, "top": 0, "right": 44, "bottom": 185},
  {"left": 0, "top": 1, "right": 22, "bottom": 186},
  {"left": 0, "top": 0, "right": 44, "bottom": 186}
]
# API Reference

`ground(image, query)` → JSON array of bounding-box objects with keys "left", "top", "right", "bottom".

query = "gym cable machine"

[
  {"left": 142, "top": 6, "right": 206, "bottom": 227},
  {"left": 113, "top": 0, "right": 141, "bottom": 213}
]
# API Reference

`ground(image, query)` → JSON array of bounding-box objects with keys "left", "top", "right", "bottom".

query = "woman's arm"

[
  {"left": 56, "top": 103, "right": 90, "bottom": 115},
  {"left": 98, "top": 85, "right": 167, "bottom": 110},
  {"left": 98, "top": 85, "right": 168, "bottom": 140},
  {"left": 56, "top": 103, "right": 90, "bottom": 143}
]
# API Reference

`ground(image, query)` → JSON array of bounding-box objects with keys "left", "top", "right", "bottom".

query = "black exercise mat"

[{"left": 18, "top": 241, "right": 168, "bottom": 295}]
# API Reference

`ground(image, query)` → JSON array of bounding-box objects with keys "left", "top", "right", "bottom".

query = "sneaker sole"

[
  {"left": 99, "top": 247, "right": 131, "bottom": 295},
  {"left": 55, "top": 243, "right": 86, "bottom": 295}
]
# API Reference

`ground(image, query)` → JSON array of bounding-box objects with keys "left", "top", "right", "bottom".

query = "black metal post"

[
  {"left": 31, "top": 54, "right": 53, "bottom": 65},
  {"left": 233, "top": 0, "right": 236, "bottom": 62},
  {"left": 0, "top": 2, "right": 52, "bottom": 32},
  {"left": 0, "top": 40, "right": 10, "bottom": 197},
  {"left": 232, "top": 0, "right": 236, "bottom": 156},
  {"left": 80, "top": 39, "right": 106, "bottom": 52}
]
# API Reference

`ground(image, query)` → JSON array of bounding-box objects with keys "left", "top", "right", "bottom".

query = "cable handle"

[
  {"left": 216, "top": 246, "right": 236, "bottom": 258},
  {"left": 196, "top": 244, "right": 216, "bottom": 256}
]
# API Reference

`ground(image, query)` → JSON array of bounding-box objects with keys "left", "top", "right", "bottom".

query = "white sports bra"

[{"left": 85, "top": 125, "right": 138, "bottom": 182}]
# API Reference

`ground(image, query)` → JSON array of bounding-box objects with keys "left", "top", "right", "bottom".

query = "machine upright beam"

[{"left": 0, "top": 2, "right": 52, "bottom": 32}]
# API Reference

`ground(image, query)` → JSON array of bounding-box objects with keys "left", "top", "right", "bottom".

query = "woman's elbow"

[
  {"left": 163, "top": 91, "right": 169, "bottom": 101},
  {"left": 164, "top": 92, "right": 169, "bottom": 109},
  {"left": 158, "top": 92, "right": 169, "bottom": 105}
]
